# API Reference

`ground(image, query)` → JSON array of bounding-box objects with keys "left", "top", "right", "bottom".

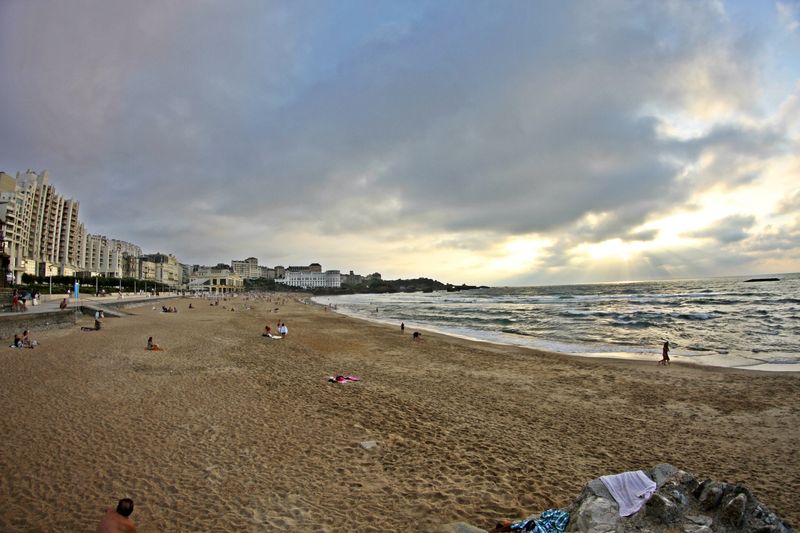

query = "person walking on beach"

[{"left": 659, "top": 341, "right": 670, "bottom": 365}]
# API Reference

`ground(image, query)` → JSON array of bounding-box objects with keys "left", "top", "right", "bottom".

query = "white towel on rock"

[{"left": 600, "top": 470, "right": 657, "bottom": 516}]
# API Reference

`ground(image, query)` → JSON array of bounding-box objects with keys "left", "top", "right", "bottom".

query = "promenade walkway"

[{"left": 1, "top": 293, "right": 181, "bottom": 316}]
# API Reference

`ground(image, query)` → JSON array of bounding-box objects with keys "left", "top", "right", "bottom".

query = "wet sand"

[{"left": 1, "top": 295, "right": 798, "bottom": 531}]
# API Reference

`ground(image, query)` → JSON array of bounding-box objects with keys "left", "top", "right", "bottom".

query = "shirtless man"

[{"left": 95, "top": 499, "right": 136, "bottom": 533}]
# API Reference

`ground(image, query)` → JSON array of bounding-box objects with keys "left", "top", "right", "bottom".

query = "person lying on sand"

[{"left": 146, "top": 337, "right": 162, "bottom": 351}]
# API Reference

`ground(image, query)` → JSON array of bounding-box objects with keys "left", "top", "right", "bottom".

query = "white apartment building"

[
  {"left": 231, "top": 257, "right": 261, "bottom": 279},
  {"left": 278, "top": 269, "right": 341, "bottom": 289},
  {"left": 0, "top": 170, "right": 84, "bottom": 281},
  {"left": 80, "top": 234, "right": 142, "bottom": 278}
]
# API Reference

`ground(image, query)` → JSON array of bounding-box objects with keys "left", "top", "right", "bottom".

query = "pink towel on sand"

[{"left": 328, "top": 375, "right": 360, "bottom": 383}]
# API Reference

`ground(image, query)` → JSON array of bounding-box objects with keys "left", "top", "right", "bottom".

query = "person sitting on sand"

[
  {"left": 279, "top": 323, "right": 288, "bottom": 337},
  {"left": 659, "top": 340, "right": 670, "bottom": 366},
  {"left": 263, "top": 324, "right": 272, "bottom": 337},
  {"left": 22, "top": 329, "right": 38, "bottom": 348},
  {"left": 146, "top": 336, "right": 161, "bottom": 351},
  {"left": 59, "top": 298, "right": 68, "bottom": 310},
  {"left": 10, "top": 333, "right": 23, "bottom": 348},
  {"left": 188, "top": 303, "right": 194, "bottom": 309},
  {"left": 95, "top": 498, "right": 136, "bottom": 533},
  {"left": 412, "top": 331, "right": 421, "bottom": 341}
]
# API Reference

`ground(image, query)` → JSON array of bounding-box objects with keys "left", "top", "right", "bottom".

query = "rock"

[
  {"left": 567, "top": 494, "right": 619, "bottom": 533},
  {"left": 698, "top": 481, "right": 726, "bottom": 510},
  {"left": 685, "top": 514, "right": 713, "bottom": 526},
  {"left": 721, "top": 492, "right": 747, "bottom": 527},
  {"left": 651, "top": 463, "right": 679, "bottom": 485},
  {"left": 645, "top": 493, "right": 680, "bottom": 525},
  {"left": 359, "top": 440, "right": 377, "bottom": 450}
]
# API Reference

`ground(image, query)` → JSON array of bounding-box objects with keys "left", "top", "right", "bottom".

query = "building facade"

[
  {"left": 80, "top": 234, "right": 142, "bottom": 278},
  {"left": 0, "top": 170, "right": 85, "bottom": 281},
  {"left": 278, "top": 269, "right": 341, "bottom": 289},
  {"left": 231, "top": 257, "right": 261, "bottom": 279},
  {"left": 139, "top": 253, "right": 182, "bottom": 287},
  {"left": 188, "top": 271, "right": 244, "bottom": 294}
]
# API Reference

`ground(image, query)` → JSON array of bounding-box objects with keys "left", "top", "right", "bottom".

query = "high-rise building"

[{"left": 0, "top": 170, "right": 85, "bottom": 280}]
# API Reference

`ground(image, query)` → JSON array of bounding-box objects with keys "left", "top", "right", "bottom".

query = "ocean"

[{"left": 312, "top": 273, "right": 800, "bottom": 372}]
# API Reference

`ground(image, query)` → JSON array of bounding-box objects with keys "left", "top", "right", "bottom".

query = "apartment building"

[
  {"left": 0, "top": 170, "right": 85, "bottom": 281},
  {"left": 139, "top": 253, "right": 182, "bottom": 287},
  {"left": 80, "top": 234, "right": 142, "bottom": 278},
  {"left": 231, "top": 257, "right": 261, "bottom": 279}
]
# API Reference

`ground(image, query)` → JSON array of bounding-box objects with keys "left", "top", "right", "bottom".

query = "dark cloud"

[{"left": 685, "top": 214, "right": 756, "bottom": 243}]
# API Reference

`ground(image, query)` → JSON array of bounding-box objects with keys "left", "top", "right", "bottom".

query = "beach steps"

[
  {"left": 78, "top": 301, "right": 128, "bottom": 318},
  {"left": 0, "top": 288, "right": 12, "bottom": 311}
]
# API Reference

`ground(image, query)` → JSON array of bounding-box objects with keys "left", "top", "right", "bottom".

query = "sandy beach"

[{"left": 0, "top": 294, "right": 798, "bottom": 532}]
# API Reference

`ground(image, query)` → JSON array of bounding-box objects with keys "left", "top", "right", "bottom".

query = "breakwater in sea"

[{"left": 313, "top": 273, "right": 800, "bottom": 371}]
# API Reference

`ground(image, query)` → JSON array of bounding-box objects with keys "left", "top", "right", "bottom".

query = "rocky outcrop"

[
  {"left": 564, "top": 464, "right": 793, "bottom": 532},
  {"left": 426, "top": 464, "right": 794, "bottom": 533}
]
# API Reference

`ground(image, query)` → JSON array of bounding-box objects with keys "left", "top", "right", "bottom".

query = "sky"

[{"left": 1, "top": 0, "right": 799, "bottom": 286}]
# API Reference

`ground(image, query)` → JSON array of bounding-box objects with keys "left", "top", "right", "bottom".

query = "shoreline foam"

[{"left": 311, "top": 296, "right": 800, "bottom": 373}]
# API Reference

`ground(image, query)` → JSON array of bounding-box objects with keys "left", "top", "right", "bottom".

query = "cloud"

[
  {"left": 685, "top": 214, "right": 756, "bottom": 243},
  {"left": 0, "top": 1, "right": 798, "bottom": 283},
  {"left": 777, "top": 1, "right": 800, "bottom": 32}
]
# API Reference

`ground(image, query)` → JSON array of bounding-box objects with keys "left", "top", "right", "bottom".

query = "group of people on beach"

[
  {"left": 11, "top": 289, "right": 40, "bottom": 312},
  {"left": 161, "top": 305, "right": 178, "bottom": 313},
  {"left": 400, "top": 322, "right": 423, "bottom": 341},
  {"left": 263, "top": 322, "right": 288, "bottom": 337},
  {"left": 9, "top": 329, "right": 38, "bottom": 348}
]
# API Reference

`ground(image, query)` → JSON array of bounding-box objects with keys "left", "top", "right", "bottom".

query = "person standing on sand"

[
  {"left": 400, "top": 322, "right": 405, "bottom": 333},
  {"left": 659, "top": 341, "right": 670, "bottom": 365}
]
